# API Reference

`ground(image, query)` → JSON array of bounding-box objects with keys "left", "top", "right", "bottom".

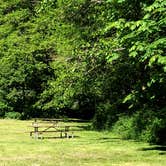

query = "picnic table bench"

[{"left": 29, "top": 119, "right": 83, "bottom": 139}]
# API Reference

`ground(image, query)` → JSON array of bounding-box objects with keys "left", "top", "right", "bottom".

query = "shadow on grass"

[
  {"left": 98, "top": 137, "right": 121, "bottom": 140},
  {"left": 42, "top": 136, "right": 80, "bottom": 139},
  {"left": 139, "top": 146, "right": 166, "bottom": 155},
  {"left": 95, "top": 137, "right": 122, "bottom": 143},
  {"left": 77, "top": 125, "right": 92, "bottom": 131}
]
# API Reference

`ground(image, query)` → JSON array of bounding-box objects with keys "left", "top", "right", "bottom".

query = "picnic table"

[{"left": 29, "top": 119, "right": 83, "bottom": 139}]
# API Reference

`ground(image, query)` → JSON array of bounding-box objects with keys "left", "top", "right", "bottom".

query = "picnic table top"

[
  {"left": 32, "top": 118, "right": 90, "bottom": 123},
  {"left": 30, "top": 125, "right": 78, "bottom": 128},
  {"left": 29, "top": 124, "right": 86, "bottom": 128},
  {"left": 29, "top": 118, "right": 89, "bottom": 130}
]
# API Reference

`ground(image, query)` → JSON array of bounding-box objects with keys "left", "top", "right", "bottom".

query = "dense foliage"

[{"left": 0, "top": 0, "right": 165, "bottom": 144}]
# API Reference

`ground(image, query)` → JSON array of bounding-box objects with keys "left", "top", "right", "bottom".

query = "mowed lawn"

[{"left": 0, "top": 119, "right": 165, "bottom": 166}]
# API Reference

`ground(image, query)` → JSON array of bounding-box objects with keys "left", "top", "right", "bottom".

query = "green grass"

[{"left": 0, "top": 119, "right": 165, "bottom": 166}]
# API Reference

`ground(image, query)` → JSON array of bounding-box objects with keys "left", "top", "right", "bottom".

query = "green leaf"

[{"left": 106, "top": 53, "right": 120, "bottom": 63}]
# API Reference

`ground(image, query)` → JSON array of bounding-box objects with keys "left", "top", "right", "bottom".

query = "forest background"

[{"left": 0, "top": 0, "right": 165, "bottom": 144}]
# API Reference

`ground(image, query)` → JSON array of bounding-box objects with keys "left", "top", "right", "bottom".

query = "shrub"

[
  {"left": 0, "top": 110, "right": 5, "bottom": 117},
  {"left": 112, "top": 116, "right": 137, "bottom": 139},
  {"left": 92, "top": 102, "right": 117, "bottom": 130},
  {"left": 0, "top": 102, "right": 8, "bottom": 117},
  {"left": 141, "top": 118, "right": 166, "bottom": 145},
  {"left": 92, "top": 105, "right": 107, "bottom": 130},
  {"left": 112, "top": 109, "right": 166, "bottom": 145},
  {"left": 5, "top": 112, "right": 22, "bottom": 120}
]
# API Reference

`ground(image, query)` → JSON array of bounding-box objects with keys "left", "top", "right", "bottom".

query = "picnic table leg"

[
  {"left": 40, "top": 133, "right": 43, "bottom": 139},
  {"left": 60, "top": 131, "right": 62, "bottom": 138},
  {"left": 64, "top": 126, "right": 69, "bottom": 138},
  {"left": 34, "top": 126, "right": 39, "bottom": 139},
  {"left": 71, "top": 132, "right": 74, "bottom": 138},
  {"left": 65, "top": 132, "right": 68, "bottom": 138}
]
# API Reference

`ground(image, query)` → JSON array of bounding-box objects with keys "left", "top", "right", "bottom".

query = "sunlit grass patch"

[{"left": 0, "top": 119, "right": 165, "bottom": 166}]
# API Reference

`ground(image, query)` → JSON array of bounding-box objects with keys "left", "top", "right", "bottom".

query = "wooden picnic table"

[{"left": 30, "top": 119, "right": 79, "bottom": 139}]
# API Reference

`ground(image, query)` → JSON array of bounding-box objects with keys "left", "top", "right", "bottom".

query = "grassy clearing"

[{"left": 0, "top": 119, "right": 165, "bottom": 166}]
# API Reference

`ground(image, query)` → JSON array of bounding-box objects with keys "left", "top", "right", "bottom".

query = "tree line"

[{"left": 0, "top": 0, "right": 165, "bottom": 144}]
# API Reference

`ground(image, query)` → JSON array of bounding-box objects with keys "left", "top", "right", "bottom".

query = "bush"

[
  {"left": 131, "top": 109, "right": 166, "bottom": 144},
  {"left": 112, "top": 109, "right": 166, "bottom": 145},
  {"left": 92, "top": 102, "right": 117, "bottom": 130},
  {"left": 92, "top": 105, "right": 107, "bottom": 130},
  {"left": 0, "top": 110, "right": 5, "bottom": 117},
  {"left": 0, "top": 102, "right": 8, "bottom": 117},
  {"left": 141, "top": 118, "right": 166, "bottom": 145},
  {"left": 5, "top": 112, "right": 22, "bottom": 120},
  {"left": 112, "top": 116, "right": 137, "bottom": 139}
]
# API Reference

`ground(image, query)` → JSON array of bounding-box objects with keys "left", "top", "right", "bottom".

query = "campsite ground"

[{"left": 0, "top": 119, "right": 165, "bottom": 166}]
